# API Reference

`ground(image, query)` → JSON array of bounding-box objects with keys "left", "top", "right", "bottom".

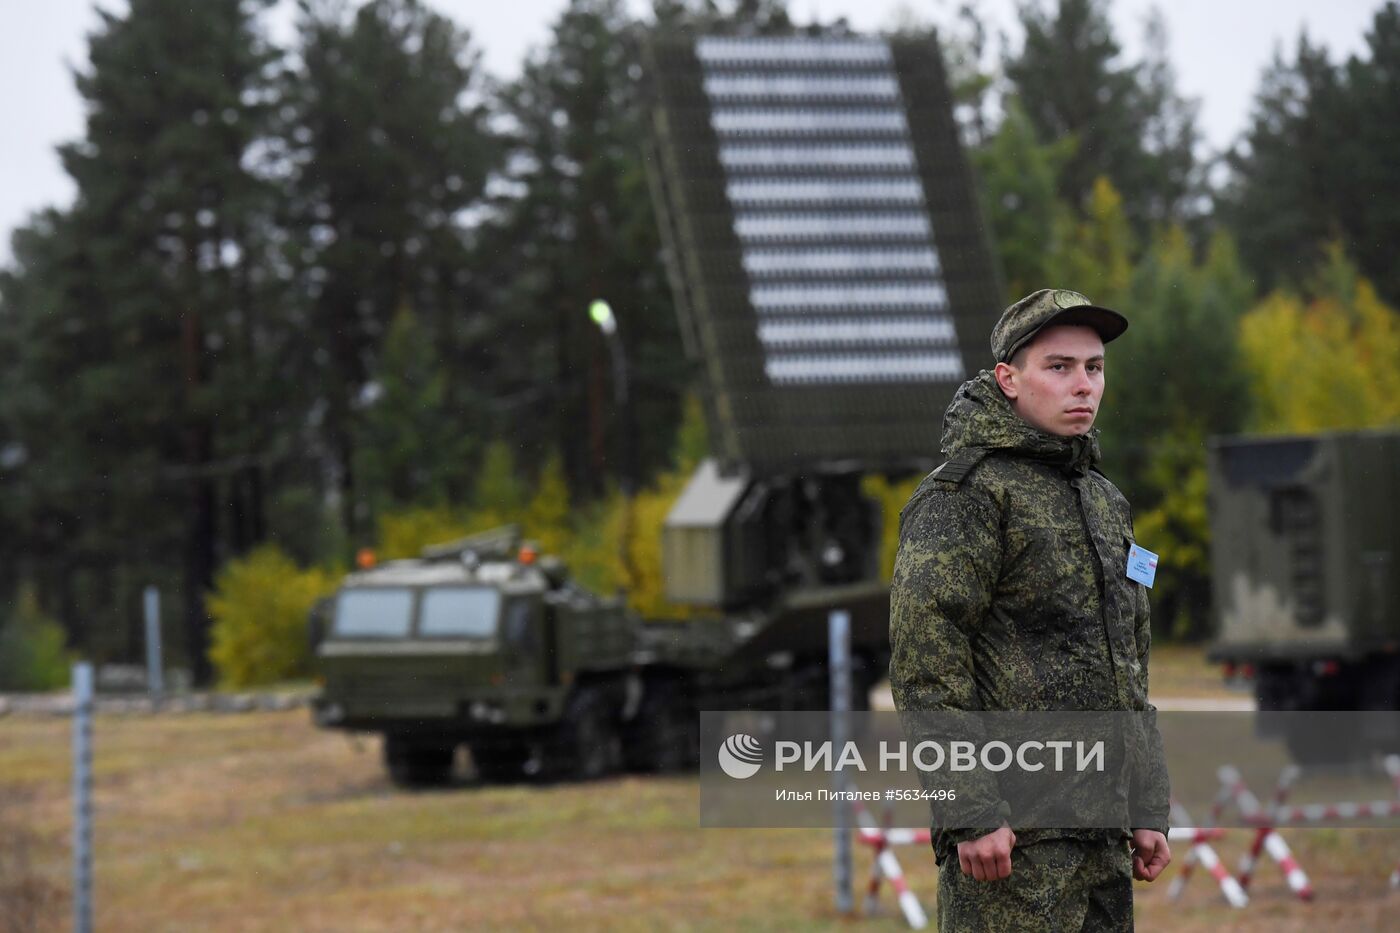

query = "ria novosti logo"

[{"left": 718, "top": 733, "right": 764, "bottom": 779}]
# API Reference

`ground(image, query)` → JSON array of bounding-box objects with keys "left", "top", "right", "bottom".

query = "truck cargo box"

[{"left": 1208, "top": 429, "right": 1400, "bottom": 660}]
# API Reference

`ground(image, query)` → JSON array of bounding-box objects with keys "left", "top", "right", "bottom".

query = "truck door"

[
  {"left": 540, "top": 597, "right": 561, "bottom": 686},
  {"left": 500, "top": 594, "right": 553, "bottom": 686}
]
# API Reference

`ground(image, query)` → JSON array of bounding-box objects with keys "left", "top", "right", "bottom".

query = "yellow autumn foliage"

[
  {"left": 208, "top": 545, "right": 339, "bottom": 687},
  {"left": 1240, "top": 275, "right": 1400, "bottom": 433},
  {"left": 1050, "top": 176, "right": 1134, "bottom": 307},
  {"left": 376, "top": 506, "right": 473, "bottom": 560},
  {"left": 862, "top": 473, "right": 925, "bottom": 582}
]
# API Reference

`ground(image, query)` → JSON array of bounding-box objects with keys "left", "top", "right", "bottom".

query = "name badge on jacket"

[{"left": 1126, "top": 543, "right": 1158, "bottom": 588}]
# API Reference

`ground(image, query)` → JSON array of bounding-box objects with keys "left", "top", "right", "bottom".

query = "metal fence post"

[
  {"left": 72, "top": 661, "right": 94, "bottom": 933},
  {"left": 829, "top": 609, "right": 852, "bottom": 914},
  {"left": 143, "top": 586, "right": 164, "bottom": 698}
]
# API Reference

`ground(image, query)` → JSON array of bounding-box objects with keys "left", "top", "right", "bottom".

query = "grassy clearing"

[
  {"left": 1147, "top": 643, "right": 1240, "bottom": 700},
  {"left": 3, "top": 704, "right": 1399, "bottom": 931}
]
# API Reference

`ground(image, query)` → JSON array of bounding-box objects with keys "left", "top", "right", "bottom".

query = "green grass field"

[{"left": 2, "top": 648, "right": 1398, "bottom": 931}]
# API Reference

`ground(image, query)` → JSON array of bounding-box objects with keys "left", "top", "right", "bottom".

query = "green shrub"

[
  {"left": 207, "top": 545, "right": 337, "bottom": 688},
  {"left": 0, "top": 587, "right": 70, "bottom": 691}
]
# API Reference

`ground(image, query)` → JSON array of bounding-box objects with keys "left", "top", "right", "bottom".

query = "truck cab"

[{"left": 313, "top": 529, "right": 644, "bottom": 785}]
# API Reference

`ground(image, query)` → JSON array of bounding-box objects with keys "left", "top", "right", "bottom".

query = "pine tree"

[
  {"left": 1005, "top": 0, "right": 1201, "bottom": 232},
  {"left": 1220, "top": 37, "right": 1342, "bottom": 297},
  {"left": 354, "top": 306, "right": 471, "bottom": 516},
  {"left": 651, "top": 0, "right": 794, "bottom": 32},
  {"left": 973, "top": 99, "right": 1076, "bottom": 299},
  {"left": 1340, "top": 3, "right": 1400, "bottom": 304},
  {"left": 284, "top": 0, "right": 497, "bottom": 546},
  {"left": 1, "top": 0, "right": 285, "bottom": 679},
  {"left": 1225, "top": 5, "right": 1400, "bottom": 305}
]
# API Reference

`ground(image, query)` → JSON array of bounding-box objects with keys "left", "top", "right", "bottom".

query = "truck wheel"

[
  {"left": 383, "top": 735, "right": 455, "bottom": 788},
  {"left": 552, "top": 688, "right": 621, "bottom": 781},
  {"left": 624, "top": 685, "right": 698, "bottom": 773}
]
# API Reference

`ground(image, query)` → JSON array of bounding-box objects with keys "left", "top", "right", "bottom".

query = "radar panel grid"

[{"left": 646, "top": 34, "right": 1002, "bottom": 474}]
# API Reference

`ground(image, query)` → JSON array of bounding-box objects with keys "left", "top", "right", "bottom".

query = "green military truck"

[
  {"left": 312, "top": 526, "right": 723, "bottom": 785},
  {"left": 1207, "top": 429, "right": 1400, "bottom": 760},
  {"left": 314, "top": 493, "right": 891, "bottom": 786}
]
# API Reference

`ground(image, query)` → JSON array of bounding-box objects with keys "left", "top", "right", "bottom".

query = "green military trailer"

[{"left": 1207, "top": 428, "right": 1400, "bottom": 760}]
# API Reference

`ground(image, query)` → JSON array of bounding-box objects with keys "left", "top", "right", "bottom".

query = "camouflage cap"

[{"left": 990, "top": 288, "right": 1129, "bottom": 364}]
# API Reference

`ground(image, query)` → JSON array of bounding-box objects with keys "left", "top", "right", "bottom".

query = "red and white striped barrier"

[
  {"left": 1234, "top": 764, "right": 1302, "bottom": 891},
  {"left": 851, "top": 799, "right": 1256, "bottom": 916},
  {"left": 1165, "top": 755, "right": 1400, "bottom": 905},
  {"left": 1376, "top": 757, "right": 1400, "bottom": 890},
  {"left": 1268, "top": 798, "right": 1400, "bottom": 824},
  {"left": 1176, "top": 841, "right": 1250, "bottom": 909},
  {"left": 858, "top": 827, "right": 931, "bottom": 847},
  {"left": 1167, "top": 798, "right": 1208, "bottom": 898},
  {"left": 1249, "top": 754, "right": 1400, "bottom": 826},
  {"left": 860, "top": 804, "right": 897, "bottom": 917},
  {"left": 850, "top": 796, "right": 928, "bottom": 929},
  {"left": 1222, "top": 756, "right": 1400, "bottom": 894},
  {"left": 1217, "top": 766, "right": 1314, "bottom": 901},
  {"left": 1250, "top": 756, "right": 1400, "bottom": 819},
  {"left": 1167, "top": 827, "right": 1227, "bottom": 843},
  {"left": 1166, "top": 801, "right": 1249, "bottom": 908},
  {"left": 1248, "top": 755, "right": 1400, "bottom": 889}
]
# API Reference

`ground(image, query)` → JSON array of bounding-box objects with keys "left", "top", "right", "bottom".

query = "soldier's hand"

[
  {"left": 1130, "top": 829, "right": 1171, "bottom": 882},
  {"left": 956, "top": 825, "right": 1016, "bottom": 881}
]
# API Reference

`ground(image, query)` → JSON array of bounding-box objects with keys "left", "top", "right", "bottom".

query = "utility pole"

[{"left": 589, "top": 299, "right": 638, "bottom": 585}]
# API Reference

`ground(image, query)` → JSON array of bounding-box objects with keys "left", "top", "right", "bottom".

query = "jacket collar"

[{"left": 940, "top": 370, "right": 1101, "bottom": 476}]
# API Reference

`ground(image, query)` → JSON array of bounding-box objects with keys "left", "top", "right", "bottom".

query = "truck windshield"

[
  {"left": 333, "top": 588, "right": 414, "bottom": 638},
  {"left": 419, "top": 587, "right": 500, "bottom": 638}
]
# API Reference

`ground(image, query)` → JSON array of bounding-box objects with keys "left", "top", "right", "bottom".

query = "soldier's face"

[{"left": 994, "top": 325, "right": 1105, "bottom": 437}]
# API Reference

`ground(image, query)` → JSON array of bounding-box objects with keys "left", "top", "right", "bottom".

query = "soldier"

[{"left": 889, "top": 289, "right": 1171, "bottom": 931}]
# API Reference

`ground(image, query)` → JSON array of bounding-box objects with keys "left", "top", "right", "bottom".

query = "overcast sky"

[{"left": 0, "top": 0, "right": 1384, "bottom": 263}]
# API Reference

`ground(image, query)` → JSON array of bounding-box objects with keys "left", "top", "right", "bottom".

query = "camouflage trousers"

[{"left": 936, "top": 837, "right": 1133, "bottom": 932}]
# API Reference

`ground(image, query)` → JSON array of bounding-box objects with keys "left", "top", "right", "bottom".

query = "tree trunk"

[{"left": 183, "top": 468, "right": 217, "bottom": 685}]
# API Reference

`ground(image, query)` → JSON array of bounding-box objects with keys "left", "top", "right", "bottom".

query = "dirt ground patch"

[{"left": 3, "top": 704, "right": 1398, "bottom": 931}]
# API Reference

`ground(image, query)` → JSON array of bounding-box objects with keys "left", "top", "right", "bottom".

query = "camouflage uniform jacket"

[{"left": 889, "top": 370, "right": 1171, "bottom": 860}]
